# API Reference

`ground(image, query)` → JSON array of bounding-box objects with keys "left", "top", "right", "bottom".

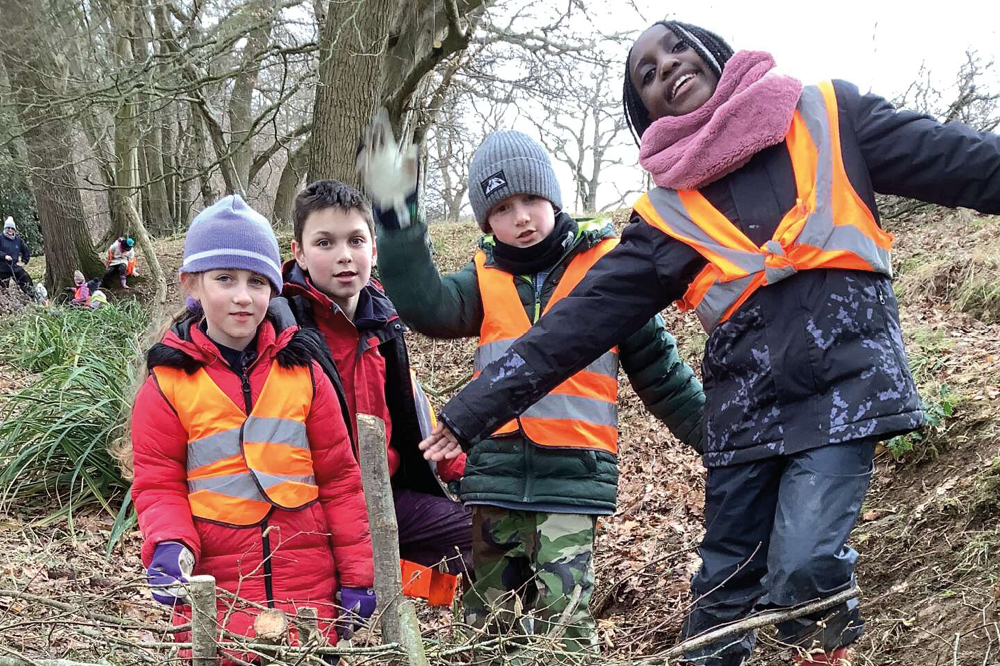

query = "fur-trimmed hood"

[{"left": 146, "top": 297, "right": 328, "bottom": 374}]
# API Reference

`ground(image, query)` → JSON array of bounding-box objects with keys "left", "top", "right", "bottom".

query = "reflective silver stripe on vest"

[
  {"left": 647, "top": 84, "right": 893, "bottom": 333},
  {"left": 188, "top": 471, "right": 316, "bottom": 498},
  {"left": 187, "top": 427, "right": 242, "bottom": 471},
  {"left": 475, "top": 338, "right": 619, "bottom": 379},
  {"left": 187, "top": 418, "right": 307, "bottom": 476},
  {"left": 794, "top": 86, "right": 893, "bottom": 276},
  {"left": 411, "top": 379, "right": 435, "bottom": 439},
  {"left": 253, "top": 470, "right": 317, "bottom": 491},
  {"left": 647, "top": 188, "right": 765, "bottom": 275},
  {"left": 522, "top": 393, "right": 618, "bottom": 428},
  {"left": 188, "top": 472, "right": 267, "bottom": 499},
  {"left": 694, "top": 274, "right": 756, "bottom": 332},
  {"left": 242, "top": 417, "right": 309, "bottom": 448}
]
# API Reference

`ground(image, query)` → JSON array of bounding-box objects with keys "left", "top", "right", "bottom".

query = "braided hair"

[{"left": 623, "top": 21, "right": 735, "bottom": 145}]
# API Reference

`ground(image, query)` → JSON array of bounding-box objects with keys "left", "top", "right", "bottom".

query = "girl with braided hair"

[{"left": 419, "top": 18, "right": 1000, "bottom": 666}]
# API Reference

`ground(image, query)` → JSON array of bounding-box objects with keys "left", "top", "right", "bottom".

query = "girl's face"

[
  {"left": 630, "top": 24, "right": 720, "bottom": 119},
  {"left": 183, "top": 269, "right": 271, "bottom": 351}
]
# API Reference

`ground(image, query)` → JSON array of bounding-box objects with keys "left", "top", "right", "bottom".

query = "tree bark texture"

[
  {"left": 0, "top": 0, "right": 103, "bottom": 291},
  {"left": 308, "top": 0, "right": 495, "bottom": 186},
  {"left": 228, "top": 0, "right": 278, "bottom": 193},
  {"left": 308, "top": 0, "right": 401, "bottom": 185},
  {"left": 272, "top": 142, "right": 309, "bottom": 229}
]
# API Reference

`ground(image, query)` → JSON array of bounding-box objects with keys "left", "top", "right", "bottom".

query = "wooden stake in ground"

[
  {"left": 189, "top": 574, "right": 218, "bottom": 666},
  {"left": 356, "top": 414, "right": 428, "bottom": 666}
]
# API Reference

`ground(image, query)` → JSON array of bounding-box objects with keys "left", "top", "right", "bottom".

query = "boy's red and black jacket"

[
  {"left": 282, "top": 261, "right": 464, "bottom": 497},
  {"left": 131, "top": 299, "right": 374, "bottom": 638}
]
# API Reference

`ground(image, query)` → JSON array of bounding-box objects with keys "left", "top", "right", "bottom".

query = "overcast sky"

[{"left": 496, "top": 0, "right": 1000, "bottom": 212}]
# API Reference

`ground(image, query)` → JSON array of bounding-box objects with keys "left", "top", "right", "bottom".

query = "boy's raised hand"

[
  {"left": 356, "top": 108, "right": 418, "bottom": 226},
  {"left": 419, "top": 423, "right": 463, "bottom": 461}
]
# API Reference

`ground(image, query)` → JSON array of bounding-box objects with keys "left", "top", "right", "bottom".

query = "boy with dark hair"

[{"left": 282, "top": 179, "right": 473, "bottom": 577}]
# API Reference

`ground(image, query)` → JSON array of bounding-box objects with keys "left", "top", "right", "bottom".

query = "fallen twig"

[
  {"left": 0, "top": 588, "right": 187, "bottom": 633},
  {"left": 659, "top": 586, "right": 862, "bottom": 662}
]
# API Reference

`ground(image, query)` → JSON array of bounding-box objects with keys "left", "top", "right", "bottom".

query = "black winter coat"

[
  {"left": 0, "top": 233, "right": 30, "bottom": 265},
  {"left": 441, "top": 79, "right": 1000, "bottom": 467}
]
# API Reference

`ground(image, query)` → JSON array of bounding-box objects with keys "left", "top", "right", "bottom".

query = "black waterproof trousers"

[
  {"left": 0, "top": 262, "right": 34, "bottom": 296},
  {"left": 681, "top": 438, "right": 876, "bottom": 665}
]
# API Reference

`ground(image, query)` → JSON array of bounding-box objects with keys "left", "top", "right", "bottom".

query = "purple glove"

[
  {"left": 146, "top": 541, "right": 195, "bottom": 606},
  {"left": 336, "top": 587, "right": 377, "bottom": 638}
]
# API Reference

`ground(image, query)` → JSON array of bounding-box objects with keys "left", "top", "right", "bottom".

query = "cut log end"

[{"left": 253, "top": 608, "right": 289, "bottom": 643}]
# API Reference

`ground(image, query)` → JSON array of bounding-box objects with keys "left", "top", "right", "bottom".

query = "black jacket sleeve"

[
  {"left": 18, "top": 238, "right": 30, "bottom": 264},
  {"left": 440, "top": 219, "right": 705, "bottom": 446},
  {"left": 835, "top": 79, "right": 1000, "bottom": 213}
]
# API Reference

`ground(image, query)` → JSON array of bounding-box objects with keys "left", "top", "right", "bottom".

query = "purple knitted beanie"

[{"left": 180, "top": 194, "right": 283, "bottom": 293}]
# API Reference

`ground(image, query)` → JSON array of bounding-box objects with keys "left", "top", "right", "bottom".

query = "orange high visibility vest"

[
  {"left": 153, "top": 362, "right": 320, "bottom": 526},
  {"left": 634, "top": 81, "right": 894, "bottom": 334},
  {"left": 107, "top": 249, "right": 136, "bottom": 276},
  {"left": 473, "top": 237, "right": 620, "bottom": 454}
]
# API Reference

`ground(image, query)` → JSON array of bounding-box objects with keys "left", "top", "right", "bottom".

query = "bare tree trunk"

[
  {"left": 162, "top": 105, "right": 178, "bottom": 223},
  {"left": 228, "top": 0, "right": 277, "bottom": 192},
  {"left": 0, "top": 0, "right": 103, "bottom": 291},
  {"left": 109, "top": 5, "right": 167, "bottom": 304},
  {"left": 308, "top": 0, "right": 400, "bottom": 184},
  {"left": 272, "top": 142, "right": 309, "bottom": 229},
  {"left": 190, "top": 110, "right": 216, "bottom": 209},
  {"left": 142, "top": 121, "right": 175, "bottom": 235}
]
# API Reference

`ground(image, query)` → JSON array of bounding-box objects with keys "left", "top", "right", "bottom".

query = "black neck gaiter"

[{"left": 492, "top": 213, "right": 578, "bottom": 275}]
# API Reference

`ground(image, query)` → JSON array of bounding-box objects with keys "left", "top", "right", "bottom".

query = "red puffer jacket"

[{"left": 131, "top": 308, "right": 373, "bottom": 652}]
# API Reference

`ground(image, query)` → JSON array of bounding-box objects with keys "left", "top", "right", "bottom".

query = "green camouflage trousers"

[{"left": 464, "top": 506, "right": 598, "bottom": 660}]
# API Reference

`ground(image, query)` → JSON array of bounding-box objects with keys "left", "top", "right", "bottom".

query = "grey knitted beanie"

[{"left": 467, "top": 131, "right": 562, "bottom": 232}]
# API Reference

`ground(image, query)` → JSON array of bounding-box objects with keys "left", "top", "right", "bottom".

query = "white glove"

[{"left": 356, "top": 108, "right": 418, "bottom": 226}]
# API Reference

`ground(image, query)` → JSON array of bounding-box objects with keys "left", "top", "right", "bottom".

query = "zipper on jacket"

[
  {"left": 239, "top": 364, "right": 275, "bottom": 607},
  {"left": 240, "top": 368, "right": 253, "bottom": 413},
  {"left": 261, "top": 520, "right": 276, "bottom": 608}
]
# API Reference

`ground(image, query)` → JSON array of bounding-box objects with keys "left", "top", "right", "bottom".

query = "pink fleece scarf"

[{"left": 639, "top": 50, "right": 803, "bottom": 191}]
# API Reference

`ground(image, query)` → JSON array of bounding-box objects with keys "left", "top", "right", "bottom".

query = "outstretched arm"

[
  {"left": 359, "top": 108, "right": 485, "bottom": 339},
  {"left": 837, "top": 79, "right": 1000, "bottom": 212},
  {"left": 377, "top": 220, "right": 485, "bottom": 339}
]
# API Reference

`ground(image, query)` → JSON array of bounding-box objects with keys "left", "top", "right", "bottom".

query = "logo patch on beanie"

[{"left": 481, "top": 171, "right": 508, "bottom": 197}]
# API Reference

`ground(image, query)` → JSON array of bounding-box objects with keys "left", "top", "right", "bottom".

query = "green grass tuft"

[{"left": 0, "top": 303, "right": 149, "bottom": 530}]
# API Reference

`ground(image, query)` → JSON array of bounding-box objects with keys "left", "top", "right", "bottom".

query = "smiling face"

[
  {"left": 629, "top": 24, "right": 720, "bottom": 120},
  {"left": 487, "top": 194, "right": 556, "bottom": 248},
  {"left": 183, "top": 269, "right": 271, "bottom": 351},
  {"left": 291, "top": 206, "right": 375, "bottom": 319}
]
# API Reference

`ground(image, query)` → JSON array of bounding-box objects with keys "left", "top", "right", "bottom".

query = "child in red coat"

[{"left": 130, "top": 195, "right": 374, "bottom": 659}]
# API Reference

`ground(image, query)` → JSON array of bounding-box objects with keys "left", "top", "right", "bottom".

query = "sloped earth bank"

[{"left": 2, "top": 210, "right": 1000, "bottom": 664}]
